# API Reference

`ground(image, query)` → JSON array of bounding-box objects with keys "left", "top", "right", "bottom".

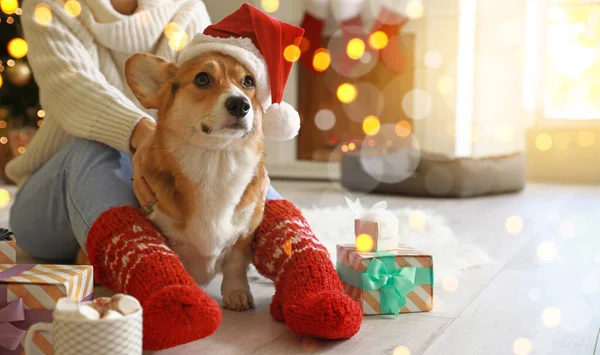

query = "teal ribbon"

[
  {"left": 360, "top": 258, "right": 415, "bottom": 315},
  {"left": 337, "top": 256, "right": 433, "bottom": 315}
]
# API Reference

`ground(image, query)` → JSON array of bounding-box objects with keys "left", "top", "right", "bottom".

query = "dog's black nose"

[{"left": 225, "top": 96, "right": 251, "bottom": 118}]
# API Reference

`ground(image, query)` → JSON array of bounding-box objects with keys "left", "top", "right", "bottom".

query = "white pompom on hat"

[{"left": 176, "top": 3, "right": 305, "bottom": 141}]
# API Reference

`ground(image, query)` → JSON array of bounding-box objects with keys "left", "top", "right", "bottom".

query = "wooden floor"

[{"left": 3, "top": 181, "right": 600, "bottom": 355}]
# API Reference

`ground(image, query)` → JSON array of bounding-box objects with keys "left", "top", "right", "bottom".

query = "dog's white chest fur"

[{"left": 148, "top": 147, "right": 259, "bottom": 286}]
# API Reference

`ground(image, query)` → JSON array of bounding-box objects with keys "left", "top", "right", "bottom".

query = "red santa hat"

[{"left": 177, "top": 3, "right": 305, "bottom": 141}]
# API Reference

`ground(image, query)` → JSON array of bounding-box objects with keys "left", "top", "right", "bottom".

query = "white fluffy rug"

[{"left": 300, "top": 205, "right": 494, "bottom": 280}]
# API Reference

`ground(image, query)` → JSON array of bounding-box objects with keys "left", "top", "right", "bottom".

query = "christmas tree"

[
  {"left": 1, "top": 0, "right": 42, "bottom": 129},
  {"left": 0, "top": 0, "right": 42, "bottom": 182}
]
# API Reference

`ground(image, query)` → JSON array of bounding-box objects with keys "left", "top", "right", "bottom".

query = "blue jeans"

[{"left": 9, "top": 138, "right": 282, "bottom": 262}]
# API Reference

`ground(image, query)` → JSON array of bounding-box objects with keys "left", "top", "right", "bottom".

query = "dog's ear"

[{"left": 125, "top": 53, "right": 178, "bottom": 109}]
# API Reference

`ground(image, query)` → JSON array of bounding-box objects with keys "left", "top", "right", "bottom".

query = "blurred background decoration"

[
  {"left": 0, "top": 0, "right": 42, "bottom": 183},
  {"left": 1, "top": 0, "right": 599, "bottom": 189}
]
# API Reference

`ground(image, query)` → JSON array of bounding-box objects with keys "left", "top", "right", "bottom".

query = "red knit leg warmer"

[
  {"left": 86, "top": 206, "right": 222, "bottom": 350},
  {"left": 252, "top": 200, "right": 362, "bottom": 339}
]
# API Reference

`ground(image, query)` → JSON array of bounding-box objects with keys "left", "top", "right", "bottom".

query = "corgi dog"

[{"left": 124, "top": 51, "right": 269, "bottom": 311}]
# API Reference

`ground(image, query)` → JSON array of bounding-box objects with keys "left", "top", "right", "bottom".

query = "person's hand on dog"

[{"left": 131, "top": 118, "right": 158, "bottom": 215}]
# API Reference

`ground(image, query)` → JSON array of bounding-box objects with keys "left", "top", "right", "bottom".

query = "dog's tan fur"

[{"left": 124, "top": 52, "right": 267, "bottom": 311}]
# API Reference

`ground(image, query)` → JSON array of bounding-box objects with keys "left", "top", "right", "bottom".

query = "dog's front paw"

[{"left": 222, "top": 289, "right": 255, "bottom": 312}]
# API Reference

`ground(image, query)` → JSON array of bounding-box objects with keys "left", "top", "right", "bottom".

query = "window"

[{"left": 544, "top": 0, "right": 600, "bottom": 120}]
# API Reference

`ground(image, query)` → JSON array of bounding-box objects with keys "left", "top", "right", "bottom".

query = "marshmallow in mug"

[{"left": 55, "top": 294, "right": 141, "bottom": 321}]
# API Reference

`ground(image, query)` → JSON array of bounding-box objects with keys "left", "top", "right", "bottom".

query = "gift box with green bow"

[
  {"left": 0, "top": 229, "right": 17, "bottom": 263},
  {"left": 336, "top": 244, "right": 434, "bottom": 315}
]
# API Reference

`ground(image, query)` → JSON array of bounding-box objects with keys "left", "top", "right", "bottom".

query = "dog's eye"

[
  {"left": 243, "top": 75, "right": 255, "bottom": 89},
  {"left": 194, "top": 72, "right": 210, "bottom": 88}
]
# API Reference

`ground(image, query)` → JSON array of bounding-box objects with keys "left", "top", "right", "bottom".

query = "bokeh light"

[
  {"left": 402, "top": 89, "right": 433, "bottom": 120},
  {"left": 64, "top": 0, "right": 81, "bottom": 17},
  {"left": 424, "top": 50, "right": 442, "bottom": 69},
  {"left": 0, "top": 74, "right": 2, "bottom": 89},
  {"left": 17, "top": 146, "right": 26, "bottom": 154},
  {"left": 406, "top": 0, "right": 424, "bottom": 19},
  {"left": 8, "top": 38, "right": 28, "bottom": 59},
  {"left": 513, "top": 337, "right": 532, "bottom": 355},
  {"left": 6, "top": 16, "right": 13, "bottom": 24},
  {"left": 6, "top": 60, "right": 14, "bottom": 67},
  {"left": 1, "top": 0, "right": 18, "bottom": 14},
  {"left": 312, "top": 49, "right": 331, "bottom": 72},
  {"left": 337, "top": 83, "right": 358, "bottom": 104},
  {"left": 362, "top": 115, "right": 381, "bottom": 136},
  {"left": 437, "top": 76, "right": 455, "bottom": 95},
  {"left": 393, "top": 345, "right": 411, "bottom": 355},
  {"left": 0, "top": 188, "right": 10, "bottom": 208},
  {"left": 359, "top": 125, "right": 422, "bottom": 184},
  {"left": 0, "top": 137, "right": 7, "bottom": 144},
  {"left": 283, "top": 45, "right": 301, "bottom": 63},
  {"left": 581, "top": 277, "right": 598, "bottom": 295},
  {"left": 34, "top": 3, "right": 52, "bottom": 26},
  {"left": 37, "top": 109, "right": 45, "bottom": 118},
  {"left": 341, "top": 144, "right": 349, "bottom": 153},
  {"left": 355, "top": 233, "right": 374, "bottom": 252},
  {"left": 409, "top": 210, "right": 427, "bottom": 232},
  {"left": 348, "top": 142, "right": 356, "bottom": 151},
  {"left": 505, "top": 216, "right": 523, "bottom": 234},
  {"left": 298, "top": 37, "right": 310, "bottom": 53},
  {"left": 164, "top": 22, "right": 182, "bottom": 38},
  {"left": 369, "top": 31, "right": 388, "bottom": 50},
  {"left": 424, "top": 167, "right": 454, "bottom": 196},
  {"left": 528, "top": 289, "right": 541, "bottom": 301},
  {"left": 577, "top": 130, "right": 594, "bottom": 147},
  {"left": 535, "top": 133, "right": 552, "bottom": 151},
  {"left": 494, "top": 125, "right": 514, "bottom": 143},
  {"left": 559, "top": 221, "right": 575, "bottom": 239},
  {"left": 558, "top": 296, "right": 593, "bottom": 333},
  {"left": 395, "top": 120, "right": 412, "bottom": 138},
  {"left": 261, "top": 0, "right": 279, "bottom": 13},
  {"left": 37, "top": 120, "right": 44, "bottom": 127},
  {"left": 168, "top": 31, "right": 189, "bottom": 51},
  {"left": 442, "top": 275, "right": 459, "bottom": 292},
  {"left": 537, "top": 241, "right": 557, "bottom": 261},
  {"left": 542, "top": 307, "right": 561, "bottom": 328},
  {"left": 314, "top": 109, "right": 335, "bottom": 131},
  {"left": 0, "top": 121, "right": 6, "bottom": 128},
  {"left": 346, "top": 38, "right": 365, "bottom": 60},
  {"left": 554, "top": 132, "right": 570, "bottom": 149},
  {"left": 342, "top": 82, "right": 384, "bottom": 123}
]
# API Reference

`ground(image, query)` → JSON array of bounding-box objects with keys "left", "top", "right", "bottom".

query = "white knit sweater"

[{"left": 5, "top": 0, "right": 211, "bottom": 186}]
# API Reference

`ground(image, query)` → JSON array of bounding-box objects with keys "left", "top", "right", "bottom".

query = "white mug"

[{"left": 23, "top": 307, "right": 143, "bottom": 355}]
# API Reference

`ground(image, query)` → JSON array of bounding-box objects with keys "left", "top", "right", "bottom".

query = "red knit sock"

[
  {"left": 331, "top": 0, "right": 367, "bottom": 76},
  {"left": 371, "top": 6, "right": 409, "bottom": 73},
  {"left": 86, "top": 206, "right": 222, "bottom": 350},
  {"left": 252, "top": 200, "right": 362, "bottom": 339},
  {"left": 338, "top": 16, "right": 365, "bottom": 76},
  {"left": 298, "top": 12, "right": 326, "bottom": 72}
]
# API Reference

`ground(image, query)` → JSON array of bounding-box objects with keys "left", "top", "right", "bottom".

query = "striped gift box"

[
  {"left": 0, "top": 236, "right": 17, "bottom": 263},
  {"left": 336, "top": 244, "right": 434, "bottom": 315},
  {"left": 0, "top": 264, "right": 94, "bottom": 354}
]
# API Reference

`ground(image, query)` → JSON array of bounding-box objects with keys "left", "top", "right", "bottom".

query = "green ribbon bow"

[{"left": 360, "top": 258, "right": 416, "bottom": 315}]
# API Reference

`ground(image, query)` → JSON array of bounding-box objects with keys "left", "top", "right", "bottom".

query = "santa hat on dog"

[{"left": 177, "top": 3, "right": 305, "bottom": 141}]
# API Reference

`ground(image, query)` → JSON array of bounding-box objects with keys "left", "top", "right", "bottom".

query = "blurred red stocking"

[
  {"left": 371, "top": 0, "right": 410, "bottom": 73},
  {"left": 331, "top": 0, "right": 366, "bottom": 76},
  {"left": 299, "top": 0, "right": 329, "bottom": 72}
]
